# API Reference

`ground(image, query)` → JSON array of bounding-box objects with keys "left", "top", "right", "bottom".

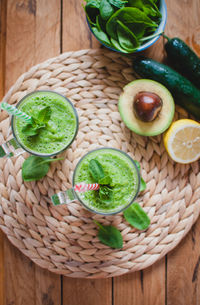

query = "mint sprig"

[
  {"left": 22, "top": 106, "right": 52, "bottom": 137},
  {"left": 89, "top": 159, "right": 113, "bottom": 204}
]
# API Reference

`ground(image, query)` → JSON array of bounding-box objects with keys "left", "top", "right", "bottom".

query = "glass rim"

[
  {"left": 11, "top": 90, "right": 79, "bottom": 157},
  {"left": 72, "top": 147, "right": 141, "bottom": 215}
]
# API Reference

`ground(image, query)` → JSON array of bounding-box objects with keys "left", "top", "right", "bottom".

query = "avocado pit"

[{"left": 133, "top": 91, "right": 163, "bottom": 122}]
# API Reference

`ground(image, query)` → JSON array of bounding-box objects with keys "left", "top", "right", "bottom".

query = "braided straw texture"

[{"left": 0, "top": 49, "right": 200, "bottom": 278}]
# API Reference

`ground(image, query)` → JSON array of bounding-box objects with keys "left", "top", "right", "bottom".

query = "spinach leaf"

[
  {"left": 134, "top": 160, "right": 147, "bottom": 192},
  {"left": 89, "top": 159, "right": 105, "bottom": 182},
  {"left": 110, "top": 38, "right": 129, "bottom": 52},
  {"left": 123, "top": 202, "right": 150, "bottom": 230},
  {"left": 117, "top": 20, "right": 139, "bottom": 52},
  {"left": 92, "top": 27, "right": 112, "bottom": 45},
  {"left": 106, "top": 7, "right": 157, "bottom": 41},
  {"left": 85, "top": 0, "right": 100, "bottom": 23},
  {"left": 109, "top": 0, "right": 128, "bottom": 8},
  {"left": 96, "top": 15, "right": 107, "bottom": 32},
  {"left": 128, "top": 0, "right": 161, "bottom": 19},
  {"left": 99, "top": 185, "right": 113, "bottom": 204},
  {"left": 140, "top": 177, "right": 147, "bottom": 192},
  {"left": 94, "top": 220, "right": 123, "bottom": 249},
  {"left": 22, "top": 155, "right": 63, "bottom": 181},
  {"left": 100, "top": 0, "right": 114, "bottom": 20},
  {"left": 134, "top": 160, "right": 141, "bottom": 171}
]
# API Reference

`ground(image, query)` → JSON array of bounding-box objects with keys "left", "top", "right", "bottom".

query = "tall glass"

[
  {"left": 52, "top": 148, "right": 141, "bottom": 215},
  {"left": 0, "top": 91, "right": 79, "bottom": 158}
]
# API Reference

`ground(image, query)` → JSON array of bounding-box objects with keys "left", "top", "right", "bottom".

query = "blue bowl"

[{"left": 87, "top": 0, "right": 167, "bottom": 54}]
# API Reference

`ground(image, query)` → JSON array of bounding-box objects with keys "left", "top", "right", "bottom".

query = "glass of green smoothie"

[
  {"left": 0, "top": 91, "right": 78, "bottom": 157},
  {"left": 52, "top": 148, "right": 141, "bottom": 215}
]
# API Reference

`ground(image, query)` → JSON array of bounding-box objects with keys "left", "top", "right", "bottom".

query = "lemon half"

[{"left": 163, "top": 119, "right": 200, "bottom": 164}]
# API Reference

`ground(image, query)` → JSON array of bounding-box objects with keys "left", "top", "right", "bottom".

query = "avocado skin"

[
  {"left": 133, "top": 57, "right": 200, "bottom": 120},
  {"left": 165, "top": 38, "right": 200, "bottom": 90},
  {"left": 119, "top": 79, "right": 175, "bottom": 136}
]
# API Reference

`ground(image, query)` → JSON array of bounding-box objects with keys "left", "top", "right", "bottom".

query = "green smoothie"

[
  {"left": 74, "top": 148, "right": 140, "bottom": 214},
  {"left": 13, "top": 91, "right": 78, "bottom": 155}
]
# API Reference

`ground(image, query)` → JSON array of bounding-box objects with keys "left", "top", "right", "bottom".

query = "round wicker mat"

[{"left": 0, "top": 49, "right": 200, "bottom": 278}]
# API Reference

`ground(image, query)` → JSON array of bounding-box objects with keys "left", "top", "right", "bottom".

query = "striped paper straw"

[
  {"left": 1, "top": 102, "right": 32, "bottom": 123},
  {"left": 74, "top": 183, "right": 100, "bottom": 193}
]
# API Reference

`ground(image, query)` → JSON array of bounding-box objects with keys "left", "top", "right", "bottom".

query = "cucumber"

[
  {"left": 133, "top": 57, "right": 200, "bottom": 120},
  {"left": 164, "top": 36, "right": 200, "bottom": 90}
]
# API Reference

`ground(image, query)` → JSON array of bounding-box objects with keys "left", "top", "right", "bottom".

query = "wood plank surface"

[
  {"left": 4, "top": 1, "right": 61, "bottom": 305},
  {"left": 0, "top": 0, "right": 200, "bottom": 305}
]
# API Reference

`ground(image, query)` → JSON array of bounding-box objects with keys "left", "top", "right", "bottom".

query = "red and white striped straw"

[{"left": 74, "top": 183, "right": 100, "bottom": 193}]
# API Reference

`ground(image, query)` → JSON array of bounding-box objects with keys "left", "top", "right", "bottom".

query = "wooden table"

[{"left": 0, "top": 1, "right": 200, "bottom": 304}]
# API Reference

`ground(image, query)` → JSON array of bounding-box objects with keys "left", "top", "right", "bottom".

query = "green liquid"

[
  {"left": 13, "top": 91, "right": 78, "bottom": 155},
  {"left": 74, "top": 149, "right": 140, "bottom": 214}
]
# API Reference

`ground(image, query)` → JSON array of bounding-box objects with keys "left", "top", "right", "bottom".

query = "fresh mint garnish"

[
  {"left": 99, "top": 185, "right": 113, "bottom": 204},
  {"left": 94, "top": 220, "right": 123, "bottom": 249},
  {"left": 98, "top": 175, "right": 112, "bottom": 185},
  {"left": 89, "top": 159, "right": 113, "bottom": 204},
  {"left": 22, "top": 106, "right": 52, "bottom": 137},
  {"left": 22, "top": 155, "right": 63, "bottom": 181},
  {"left": 89, "top": 159, "right": 105, "bottom": 182},
  {"left": 37, "top": 106, "right": 51, "bottom": 123},
  {"left": 123, "top": 202, "right": 150, "bottom": 230}
]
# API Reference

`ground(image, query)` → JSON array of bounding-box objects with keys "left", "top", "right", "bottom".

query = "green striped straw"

[{"left": 1, "top": 102, "right": 32, "bottom": 123}]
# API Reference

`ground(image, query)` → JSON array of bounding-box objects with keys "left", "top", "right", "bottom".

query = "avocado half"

[{"left": 118, "top": 79, "right": 175, "bottom": 136}]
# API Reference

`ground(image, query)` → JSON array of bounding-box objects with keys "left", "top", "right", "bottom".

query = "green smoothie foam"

[
  {"left": 74, "top": 148, "right": 140, "bottom": 214},
  {"left": 13, "top": 91, "right": 78, "bottom": 155}
]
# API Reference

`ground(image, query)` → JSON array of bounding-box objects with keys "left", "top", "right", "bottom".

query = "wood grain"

[
  {"left": 114, "top": 259, "right": 165, "bottom": 305},
  {"left": 62, "top": 0, "right": 100, "bottom": 52},
  {"left": 167, "top": 220, "right": 200, "bottom": 305},
  {"left": 5, "top": 241, "right": 35, "bottom": 305},
  {"left": 63, "top": 278, "right": 112, "bottom": 305},
  {"left": 4, "top": 1, "right": 61, "bottom": 304},
  {"left": 35, "top": 267, "right": 61, "bottom": 305}
]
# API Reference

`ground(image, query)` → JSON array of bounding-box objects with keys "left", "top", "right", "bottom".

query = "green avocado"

[{"left": 118, "top": 79, "right": 175, "bottom": 136}]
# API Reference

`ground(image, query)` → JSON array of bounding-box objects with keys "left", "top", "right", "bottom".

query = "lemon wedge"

[{"left": 163, "top": 119, "right": 200, "bottom": 164}]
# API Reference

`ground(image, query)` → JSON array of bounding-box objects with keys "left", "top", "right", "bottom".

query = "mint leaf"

[
  {"left": 22, "top": 106, "right": 51, "bottom": 137},
  {"left": 89, "top": 159, "right": 105, "bottom": 182},
  {"left": 99, "top": 175, "right": 112, "bottom": 185},
  {"left": 108, "top": 0, "right": 128, "bottom": 9},
  {"left": 22, "top": 155, "right": 63, "bottom": 181},
  {"left": 37, "top": 106, "right": 51, "bottom": 123},
  {"left": 22, "top": 123, "right": 39, "bottom": 136},
  {"left": 123, "top": 202, "right": 150, "bottom": 230},
  {"left": 99, "top": 185, "right": 113, "bottom": 204},
  {"left": 94, "top": 220, "right": 123, "bottom": 249}
]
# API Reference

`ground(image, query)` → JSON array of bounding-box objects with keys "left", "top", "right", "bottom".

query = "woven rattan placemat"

[{"left": 0, "top": 49, "right": 200, "bottom": 278}]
